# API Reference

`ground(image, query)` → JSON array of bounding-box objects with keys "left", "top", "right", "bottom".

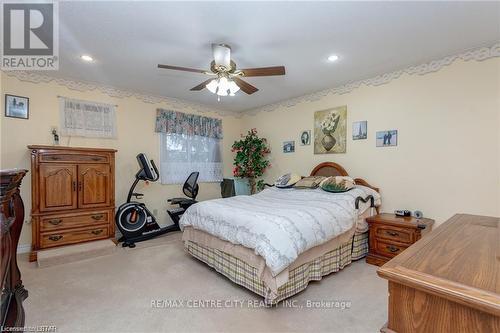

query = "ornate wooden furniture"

[
  {"left": 1, "top": 169, "right": 28, "bottom": 332},
  {"left": 378, "top": 214, "right": 500, "bottom": 333},
  {"left": 366, "top": 213, "right": 434, "bottom": 266},
  {"left": 28, "top": 145, "right": 117, "bottom": 261}
]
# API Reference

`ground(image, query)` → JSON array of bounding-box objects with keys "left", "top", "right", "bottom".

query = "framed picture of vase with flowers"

[{"left": 314, "top": 105, "right": 347, "bottom": 154}]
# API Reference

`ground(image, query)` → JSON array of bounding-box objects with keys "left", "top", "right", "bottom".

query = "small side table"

[{"left": 366, "top": 213, "right": 434, "bottom": 266}]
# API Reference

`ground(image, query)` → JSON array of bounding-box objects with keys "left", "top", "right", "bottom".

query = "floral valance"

[{"left": 155, "top": 109, "right": 223, "bottom": 139}]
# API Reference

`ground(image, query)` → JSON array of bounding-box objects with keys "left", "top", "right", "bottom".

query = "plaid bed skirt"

[
  {"left": 351, "top": 231, "right": 369, "bottom": 260},
  {"left": 185, "top": 231, "right": 369, "bottom": 304}
]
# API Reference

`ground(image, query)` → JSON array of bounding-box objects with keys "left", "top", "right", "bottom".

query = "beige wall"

[
  {"left": 2, "top": 57, "right": 499, "bottom": 250},
  {"left": 0, "top": 74, "right": 241, "bottom": 248},
  {"left": 241, "top": 58, "right": 500, "bottom": 225}
]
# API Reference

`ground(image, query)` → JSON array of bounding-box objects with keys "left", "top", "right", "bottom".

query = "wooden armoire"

[{"left": 28, "top": 145, "right": 117, "bottom": 261}]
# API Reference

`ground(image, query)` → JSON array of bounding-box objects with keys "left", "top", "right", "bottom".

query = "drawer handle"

[
  {"left": 48, "top": 235, "right": 63, "bottom": 242},
  {"left": 91, "top": 157, "right": 102, "bottom": 161},
  {"left": 48, "top": 219, "right": 62, "bottom": 226},
  {"left": 386, "top": 231, "right": 399, "bottom": 237},
  {"left": 91, "top": 229, "right": 103, "bottom": 235},
  {"left": 91, "top": 214, "right": 104, "bottom": 220},
  {"left": 386, "top": 245, "right": 400, "bottom": 253},
  {"left": 49, "top": 156, "right": 61, "bottom": 160}
]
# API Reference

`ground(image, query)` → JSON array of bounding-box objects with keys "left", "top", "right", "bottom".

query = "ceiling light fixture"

[
  {"left": 327, "top": 54, "right": 339, "bottom": 62},
  {"left": 81, "top": 55, "right": 94, "bottom": 62},
  {"left": 206, "top": 76, "right": 240, "bottom": 101}
]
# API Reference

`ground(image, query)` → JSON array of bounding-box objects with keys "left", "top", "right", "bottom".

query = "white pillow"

[{"left": 275, "top": 173, "right": 302, "bottom": 188}]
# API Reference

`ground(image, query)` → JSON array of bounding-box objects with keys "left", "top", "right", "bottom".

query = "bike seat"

[{"left": 169, "top": 198, "right": 196, "bottom": 205}]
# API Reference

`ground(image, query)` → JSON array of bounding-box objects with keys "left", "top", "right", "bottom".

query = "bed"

[{"left": 180, "top": 162, "right": 381, "bottom": 304}]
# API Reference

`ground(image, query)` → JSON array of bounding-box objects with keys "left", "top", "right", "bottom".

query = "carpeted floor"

[{"left": 19, "top": 233, "right": 388, "bottom": 333}]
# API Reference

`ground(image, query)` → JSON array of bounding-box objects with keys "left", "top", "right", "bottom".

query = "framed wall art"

[
  {"left": 376, "top": 130, "right": 398, "bottom": 147},
  {"left": 300, "top": 130, "right": 311, "bottom": 145},
  {"left": 283, "top": 141, "right": 295, "bottom": 153},
  {"left": 314, "top": 105, "right": 347, "bottom": 154},
  {"left": 5, "top": 94, "right": 29, "bottom": 119},
  {"left": 352, "top": 121, "right": 367, "bottom": 140}
]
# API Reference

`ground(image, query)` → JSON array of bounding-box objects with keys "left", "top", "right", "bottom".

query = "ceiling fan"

[{"left": 157, "top": 44, "right": 285, "bottom": 98}]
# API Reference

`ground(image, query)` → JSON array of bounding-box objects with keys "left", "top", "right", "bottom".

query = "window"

[
  {"left": 155, "top": 109, "right": 223, "bottom": 184},
  {"left": 160, "top": 133, "right": 223, "bottom": 184}
]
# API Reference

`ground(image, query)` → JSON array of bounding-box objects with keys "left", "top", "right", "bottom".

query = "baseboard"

[{"left": 17, "top": 244, "right": 31, "bottom": 254}]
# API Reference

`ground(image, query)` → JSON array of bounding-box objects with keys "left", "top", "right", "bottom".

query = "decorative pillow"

[
  {"left": 320, "top": 176, "right": 355, "bottom": 193},
  {"left": 293, "top": 176, "right": 326, "bottom": 189},
  {"left": 275, "top": 173, "right": 302, "bottom": 188}
]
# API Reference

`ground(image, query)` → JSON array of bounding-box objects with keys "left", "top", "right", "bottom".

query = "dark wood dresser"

[
  {"left": 28, "top": 146, "right": 116, "bottom": 261},
  {"left": 366, "top": 213, "right": 434, "bottom": 266},
  {"left": 1, "top": 169, "right": 28, "bottom": 332},
  {"left": 378, "top": 214, "right": 500, "bottom": 333}
]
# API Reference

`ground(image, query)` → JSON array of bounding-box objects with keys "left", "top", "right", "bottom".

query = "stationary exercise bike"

[
  {"left": 115, "top": 154, "right": 177, "bottom": 247},
  {"left": 116, "top": 153, "right": 200, "bottom": 248}
]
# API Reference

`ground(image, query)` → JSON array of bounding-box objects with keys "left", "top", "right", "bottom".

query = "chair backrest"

[
  {"left": 183, "top": 172, "right": 199, "bottom": 200},
  {"left": 220, "top": 178, "right": 235, "bottom": 198}
]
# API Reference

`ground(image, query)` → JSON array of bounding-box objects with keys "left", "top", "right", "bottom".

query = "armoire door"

[
  {"left": 39, "top": 164, "right": 78, "bottom": 212},
  {"left": 78, "top": 164, "right": 110, "bottom": 209}
]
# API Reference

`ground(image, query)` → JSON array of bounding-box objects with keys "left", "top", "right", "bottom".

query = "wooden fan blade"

[
  {"left": 157, "top": 64, "right": 207, "bottom": 74},
  {"left": 233, "top": 77, "right": 259, "bottom": 94},
  {"left": 240, "top": 66, "right": 285, "bottom": 77},
  {"left": 190, "top": 79, "right": 213, "bottom": 91}
]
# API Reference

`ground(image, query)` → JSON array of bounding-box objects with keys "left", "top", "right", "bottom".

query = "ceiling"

[{"left": 49, "top": 1, "right": 499, "bottom": 113}]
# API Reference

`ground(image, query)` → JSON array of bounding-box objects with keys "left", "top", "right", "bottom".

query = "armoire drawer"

[
  {"left": 40, "top": 211, "right": 111, "bottom": 232},
  {"left": 40, "top": 153, "right": 109, "bottom": 164},
  {"left": 40, "top": 225, "right": 110, "bottom": 248}
]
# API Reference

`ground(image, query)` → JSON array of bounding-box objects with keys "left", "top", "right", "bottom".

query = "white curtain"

[
  {"left": 160, "top": 133, "right": 223, "bottom": 184},
  {"left": 59, "top": 97, "right": 117, "bottom": 138}
]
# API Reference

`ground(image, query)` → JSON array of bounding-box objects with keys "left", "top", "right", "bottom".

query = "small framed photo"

[
  {"left": 5, "top": 94, "right": 29, "bottom": 119},
  {"left": 299, "top": 130, "right": 311, "bottom": 145},
  {"left": 352, "top": 121, "right": 367, "bottom": 140},
  {"left": 283, "top": 141, "right": 295, "bottom": 153},
  {"left": 376, "top": 130, "right": 398, "bottom": 147}
]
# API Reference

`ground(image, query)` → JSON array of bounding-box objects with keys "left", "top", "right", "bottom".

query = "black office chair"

[{"left": 167, "top": 172, "right": 199, "bottom": 224}]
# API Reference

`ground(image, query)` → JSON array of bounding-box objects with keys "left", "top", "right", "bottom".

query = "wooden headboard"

[{"left": 310, "top": 162, "right": 380, "bottom": 193}]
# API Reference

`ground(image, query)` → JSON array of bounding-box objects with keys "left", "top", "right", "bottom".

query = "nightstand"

[{"left": 366, "top": 213, "right": 434, "bottom": 266}]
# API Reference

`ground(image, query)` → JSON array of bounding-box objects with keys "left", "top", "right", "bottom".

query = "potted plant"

[{"left": 232, "top": 128, "right": 271, "bottom": 194}]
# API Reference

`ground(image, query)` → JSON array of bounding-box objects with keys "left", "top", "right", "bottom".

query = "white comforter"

[{"left": 180, "top": 186, "right": 381, "bottom": 276}]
